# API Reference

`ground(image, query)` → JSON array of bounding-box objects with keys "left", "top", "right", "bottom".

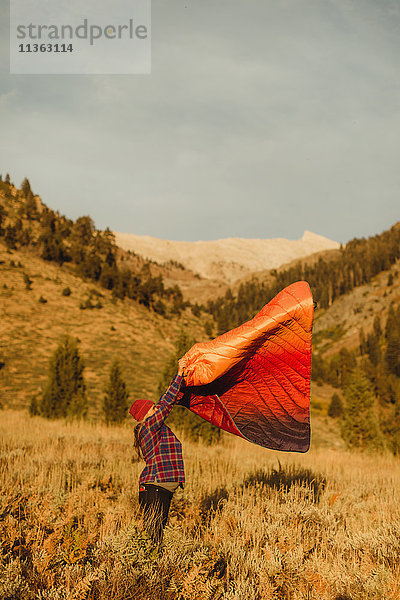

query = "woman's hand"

[{"left": 177, "top": 358, "right": 186, "bottom": 378}]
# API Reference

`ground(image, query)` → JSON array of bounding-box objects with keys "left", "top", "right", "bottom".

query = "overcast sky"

[{"left": 0, "top": 0, "right": 399, "bottom": 243}]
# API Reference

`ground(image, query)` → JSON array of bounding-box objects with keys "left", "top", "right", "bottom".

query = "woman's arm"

[{"left": 145, "top": 373, "right": 184, "bottom": 433}]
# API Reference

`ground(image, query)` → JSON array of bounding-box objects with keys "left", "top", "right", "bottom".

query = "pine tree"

[
  {"left": 99, "top": 263, "right": 118, "bottom": 290},
  {"left": 385, "top": 305, "right": 400, "bottom": 377},
  {"left": 385, "top": 396, "right": 400, "bottom": 454},
  {"left": 40, "top": 335, "right": 87, "bottom": 418},
  {"left": 328, "top": 393, "right": 343, "bottom": 418},
  {"left": 0, "top": 204, "right": 5, "bottom": 235},
  {"left": 72, "top": 216, "right": 95, "bottom": 246},
  {"left": 103, "top": 359, "right": 130, "bottom": 424},
  {"left": 373, "top": 315, "right": 382, "bottom": 339},
  {"left": 21, "top": 177, "right": 32, "bottom": 197},
  {"left": 4, "top": 225, "right": 17, "bottom": 249},
  {"left": 25, "top": 193, "right": 37, "bottom": 220},
  {"left": 385, "top": 304, "right": 396, "bottom": 339},
  {"left": 359, "top": 328, "right": 367, "bottom": 355},
  {"left": 366, "top": 331, "right": 381, "bottom": 366},
  {"left": 338, "top": 348, "right": 357, "bottom": 387},
  {"left": 341, "top": 369, "right": 385, "bottom": 450},
  {"left": 311, "top": 353, "right": 327, "bottom": 384}
]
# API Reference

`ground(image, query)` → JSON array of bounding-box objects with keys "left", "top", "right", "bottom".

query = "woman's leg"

[{"left": 138, "top": 484, "right": 173, "bottom": 544}]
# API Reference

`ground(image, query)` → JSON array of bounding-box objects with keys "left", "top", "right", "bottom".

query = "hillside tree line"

[
  {"left": 313, "top": 307, "right": 400, "bottom": 454},
  {"left": 0, "top": 175, "right": 185, "bottom": 315}
]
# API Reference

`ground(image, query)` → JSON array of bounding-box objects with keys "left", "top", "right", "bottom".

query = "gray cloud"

[{"left": 0, "top": 0, "right": 399, "bottom": 243}]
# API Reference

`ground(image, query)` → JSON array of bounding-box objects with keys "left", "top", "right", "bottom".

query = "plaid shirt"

[{"left": 138, "top": 375, "right": 185, "bottom": 488}]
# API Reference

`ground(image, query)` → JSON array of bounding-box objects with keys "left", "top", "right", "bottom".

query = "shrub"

[
  {"left": 243, "top": 463, "right": 326, "bottom": 503},
  {"left": 80, "top": 297, "right": 94, "bottom": 310},
  {"left": 23, "top": 272, "right": 32, "bottom": 290}
]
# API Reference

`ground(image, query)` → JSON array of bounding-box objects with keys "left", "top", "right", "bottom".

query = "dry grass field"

[{"left": 1, "top": 410, "right": 400, "bottom": 600}]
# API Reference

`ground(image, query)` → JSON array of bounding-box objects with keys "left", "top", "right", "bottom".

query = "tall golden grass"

[{"left": 1, "top": 410, "right": 400, "bottom": 600}]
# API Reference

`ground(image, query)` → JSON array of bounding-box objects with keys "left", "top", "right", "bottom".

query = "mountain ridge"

[{"left": 113, "top": 230, "right": 340, "bottom": 284}]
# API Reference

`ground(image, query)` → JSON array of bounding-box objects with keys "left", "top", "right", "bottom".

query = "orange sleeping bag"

[{"left": 177, "top": 281, "right": 314, "bottom": 452}]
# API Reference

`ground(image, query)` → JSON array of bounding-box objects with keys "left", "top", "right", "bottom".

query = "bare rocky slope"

[{"left": 113, "top": 230, "right": 340, "bottom": 284}]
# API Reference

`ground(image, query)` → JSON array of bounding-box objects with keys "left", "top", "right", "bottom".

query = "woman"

[{"left": 129, "top": 364, "right": 186, "bottom": 544}]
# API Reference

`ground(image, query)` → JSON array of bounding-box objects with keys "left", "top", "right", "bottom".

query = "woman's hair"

[{"left": 133, "top": 421, "right": 144, "bottom": 460}]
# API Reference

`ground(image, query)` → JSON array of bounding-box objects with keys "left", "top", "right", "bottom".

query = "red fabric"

[
  {"left": 129, "top": 398, "right": 154, "bottom": 422},
  {"left": 178, "top": 281, "right": 314, "bottom": 452}
]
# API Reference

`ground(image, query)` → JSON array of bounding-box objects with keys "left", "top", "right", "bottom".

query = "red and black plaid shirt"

[{"left": 138, "top": 375, "right": 185, "bottom": 488}]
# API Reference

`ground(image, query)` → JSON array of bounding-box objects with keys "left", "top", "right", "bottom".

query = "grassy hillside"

[
  {"left": 0, "top": 239, "right": 207, "bottom": 414},
  {"left": 0, "top": 176, "right": 227, "bottom": 305},
  {"left": 1, "top": 411, "right": 399, "bottom": 600},
  {"left": 313, "top": 259, "right": 400, "bottom": 356}
]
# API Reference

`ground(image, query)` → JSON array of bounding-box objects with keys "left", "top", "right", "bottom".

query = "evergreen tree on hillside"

[
  {"left": 103, "top": 359, "right": 130, "bottom": 424},
  {"left": 72, "top": 216, "right": 95, "bottom": 246},
  {"left": 4, "top": 224, "right": 17, "bottom": 249},
  {"left": 328, "top": 392, "right": 343, "bottom": 418},
  {"left": 21, "top": 177, "right": 32, "bottom": 197},
  {"left": 382, "top": 394, "right": 400, "bottom": 454},
  {"left": 40, "top": 233, "right": 68, "bottom": 265},
  {"left": 25, "top": 193, "right": 37, "bottom": 220},
  {"left": 373, "top": 315, "right": 382, "bottom": 339},
  {"left": 341, "top": 369, "right": 385, "bottom": 450},
  {"left": 359, "top": 328, "right": 367, "bottom": 355},
  {"left": 385, "top": 304, "right": 396, "bottom": 339},
  {"left": 374, "top": 363, "right": 397, "bottom": 405},
  {"left": 99, "top": 262, "right": 118, "bottom": 290},
  {"left": 0, "top": 204, "right": 5, "bottom": 235},
  {"left": 79, "top": 250, "right": 102, "bottom": 281},
  {"left": 338, "top": 348, "right": 357, "bottom": 387},
  {"left": 311, "top": 353, "right": 327, "bottom": 384},
  {"left": 366, "top": 330, "right": 381, "bottom": 366},
  {"left": 385, "top": 304, "right": 400, "bottom": 377},
  {"left": 40, "top": 336, "right": 87, "bottom": 419}
]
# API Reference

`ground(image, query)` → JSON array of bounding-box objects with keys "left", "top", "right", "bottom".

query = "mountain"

[{"left": 113, "top": 230, "right": 340, "bottom": 284}]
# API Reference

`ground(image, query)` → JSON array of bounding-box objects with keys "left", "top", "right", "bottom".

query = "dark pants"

[{"left": 138, "top": 484, "right": 174, "bottom": 544}]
